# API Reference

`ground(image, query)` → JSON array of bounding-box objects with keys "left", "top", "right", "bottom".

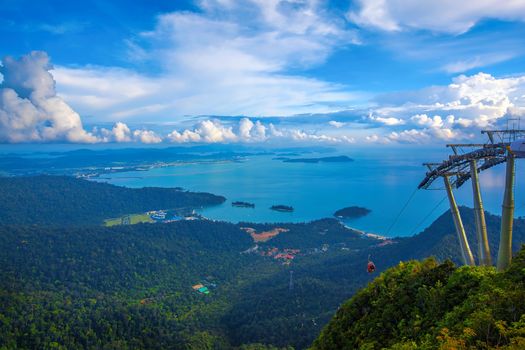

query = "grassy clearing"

[{"left": 104, "top": 213, "right": 155, "bottom": 226}]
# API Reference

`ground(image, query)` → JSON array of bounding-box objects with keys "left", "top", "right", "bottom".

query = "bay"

[{"left": 95, "top": 147, "right": 525, "bottom": 237}]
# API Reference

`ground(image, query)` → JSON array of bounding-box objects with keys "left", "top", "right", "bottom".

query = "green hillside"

[
  {"left": 0, "top": 176, "right": 225, "bottom": 225},
  {"left": 311, "top": 247, "right": 525, "bottom": 350},
  {"left": 0, "top": 175, "right": 524, "bottom": 349}
]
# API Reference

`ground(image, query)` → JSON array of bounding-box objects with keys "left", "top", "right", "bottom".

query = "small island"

[
  {"left": 281, "top": 155, "right": 354, "bottom": 163},
  {"left": 334, "top": 206, "right": 371, "bottom": 219},
  {"left": 270, "top": 205, "right": 294, "bottom": 212},
  {"left": 232, "top": 201, "right": 255, "bottom": 208}
]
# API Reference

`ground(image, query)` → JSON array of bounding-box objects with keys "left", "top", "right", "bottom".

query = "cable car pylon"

[
  {"left": 497, "top": 154, "right": 515, "bottom": 271},
  {"left": 443, "top": 174, "right": 475, "bottom": 266},
  {"left": 419, "top": 125, "right": 524, "bottom": 269},
  {"left": 469, "top": 159, "right": 491, "bottom": 266}
]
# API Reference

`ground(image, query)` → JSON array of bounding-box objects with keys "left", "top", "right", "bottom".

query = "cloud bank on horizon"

[{"left": 1, "top": 0, "right": 525, "bottom": 145}]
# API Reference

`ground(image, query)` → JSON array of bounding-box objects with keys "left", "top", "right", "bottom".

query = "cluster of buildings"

[
  {"left": 192, "top": 284, "right": 210, "bottom": 295},
  {"left": 259, "top": 247, "right": 301, "bottom": 264},
  {"left": 148, "top": 210, "right": 168, "bottom": 220},
  {"left": 192, "top": 280, "right": 217, "bottom": 295},
  {"left": 147, "top": 209, "right": 202, "bottom": 222}
]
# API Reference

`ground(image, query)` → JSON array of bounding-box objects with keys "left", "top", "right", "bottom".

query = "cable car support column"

[
  {"left": 497, "top": 155, "right": 515, "bottom": 271},
  {"left": 470, "top": 159, "right": 491, "bottom": 266},
  {"left": 444, "top": 175, "right": 475, "bottom": 266}
]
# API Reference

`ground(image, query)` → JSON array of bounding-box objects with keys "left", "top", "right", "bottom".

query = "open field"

[{"left": 104, "top": 213, "right": 154, "bottom": 226}]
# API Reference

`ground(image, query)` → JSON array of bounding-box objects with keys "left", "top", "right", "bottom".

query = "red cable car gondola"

[{"left": 367, "top": 255, "right": 376, "bottom": 273}]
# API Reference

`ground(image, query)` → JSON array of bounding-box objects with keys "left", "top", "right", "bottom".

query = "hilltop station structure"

[{"left": 419, "top": 126, "right": 525, "bottom": 271}]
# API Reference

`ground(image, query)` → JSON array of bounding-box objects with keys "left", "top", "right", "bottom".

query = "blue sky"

[{"left": 1, "top": 0, "right": 525, "bottom": 144}]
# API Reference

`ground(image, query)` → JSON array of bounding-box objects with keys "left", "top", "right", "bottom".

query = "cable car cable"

[{"left": 385, "top": 187, "right": 418, "bottom": 236}]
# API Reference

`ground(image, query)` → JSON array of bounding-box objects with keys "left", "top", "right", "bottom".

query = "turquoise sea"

[{"left": 94, "top": 148, "right": 525, "bottom": 237}]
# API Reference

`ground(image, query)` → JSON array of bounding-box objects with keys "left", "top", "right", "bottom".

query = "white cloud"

[
  {"left": 52, "top": 1, "right": 361, "bottom": 121},
  {"left": 360, "top": 72, "right": 525, "bottom": 144},
  {"left": 411, "top": 114, "right": 443, "bottom": 128},
  {"left": 167, "top": 119, "right": 237, "bottom": 143},
  {"left": 52, "top": 66, "right": 171, "bottom": 121},
  {"left": 0, "top": 51, "right": 98, "bottom": 143},
  {"left": 238, "top": 117, "right": 267, "bottom": 141},
  {"left": 328, "top": 120, "right": 346, "bottom": 128},
  {"left": 167, "top": 117, "right": 355, "bottom": 144},
  {"left": 387, "top": 129, "right": 430, "bottom": 143},
  {"left": 347, "top": 0, "right": 400, "bottom": 31},
  {"left": 348, "top": 0, "right": 525, "bottom": 34},
  {"left": 365, "top": 134, "right": 380, "bottom": 142},
  {"left": 0, "top": 52, "right": 167, "bottom": 144},
  {"left": 374, "top": 72, "right": 525, "bottom": 133},
  {"left": 132, "top": 129, "right": 163, "bottom": 144},
  {"left": 105, "top": 122, "right": 132, "bottom": 142},
  {"left": 441, "top": 53, "right": 515, "bottom": 74},
  {"left": 369, "top": 114, "right": 405, "bottom": 126},
  {"left": 0, "top": 52, "right": 362, "bottom": 146},
  {"left": 166, "top": 129, "right": 202, "bottom": 143}
]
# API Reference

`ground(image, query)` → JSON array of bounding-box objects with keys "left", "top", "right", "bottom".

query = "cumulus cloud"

[
  {"left": 365, "top": 72, "right": 525, "bottom": 142},
  {"left": 0, "top": 52, "right": 361, "bottom": 146},
  {"left": 288, "top": 129, "right": 355, "bottom": 143},
  {"left": 167, "top": 119, "right": 237, "bottom": 143},
  {"left": 0, "top": 51, "right": 98, "bottom": 143},
  {"left": 348, "top": 0, "right": 525, "bottom": 34},
  {"left": 167, "top": 117, "right": 354, "bottom": 144},
  {"left": 358, "top": 72, "right": 525, "bottom": 144},
  {"left": 98, "top": 122, "right": 133, "bottom": 143},
  {"left": 0, "top": 52, "right": 166, "bottom": 144},
  {"left": 387, "top": 129, "right": 429, "bottom": 143},
  {"left": 411, "top": 114, "right": 444, "bottom": 128},
  {"left": 368, "top": 114, "right": 405, "bottom": 126},
  {"left": 238, "top": 118, "right": 267, "bottom": 141},
  {"left": 132, "top": 129, "right": 163, "bottom": 144}
]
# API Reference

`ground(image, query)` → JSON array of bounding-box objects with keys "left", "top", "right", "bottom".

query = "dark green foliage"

[
  {"left": 311, "top": 247, "right": 525, "bottom": 350},
  {"left": 0, "top": 220, "right": 254, "bottom": 349},
  {"left": 239, "top": 219, "right": 375, "bottom": 250},
  {"left": 0, "top": 221, "right": 252, "bottom": 293},
  {"left": 1, "top": 176, "right": 524, "bottom": 349},
  {"left": 0, "top": 175, "right": 225, "bottom": 225},
  {"left": 0, "top": 290, "right": 186, "bottom": 350}
]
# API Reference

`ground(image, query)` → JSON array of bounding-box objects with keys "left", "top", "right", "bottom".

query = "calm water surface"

[{"left": 95, "top": 148, "right": 525, "bottom": 237}]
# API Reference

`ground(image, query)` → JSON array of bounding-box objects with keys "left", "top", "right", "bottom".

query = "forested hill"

[
  {"left": 0, "top": 174, "right": 524, "bottom": 349},
  {"left": 223, "top": 209, "right": 525, "bottom": 349},
  {"left": 311, "top": 246, "right": 525, "bottom": 350},
  {"left": 373, "top": 206, "right": 525, "bottom": 267},
  {"left": 0, "top": 175, "right": 225, "bottom": 225}
]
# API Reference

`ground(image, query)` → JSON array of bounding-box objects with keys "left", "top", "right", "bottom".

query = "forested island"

[
  {"left": 278, "top": 155, "right": 353, "bottom": 163},
  {"left": 270, "top": 205, "right": 294, "bottom": 212},
  {"left": 333, "top": 206, "right": 371, "bottom": 219},
  {"left": 232, "top": 201, "right": 255, "bottom": 208}
]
